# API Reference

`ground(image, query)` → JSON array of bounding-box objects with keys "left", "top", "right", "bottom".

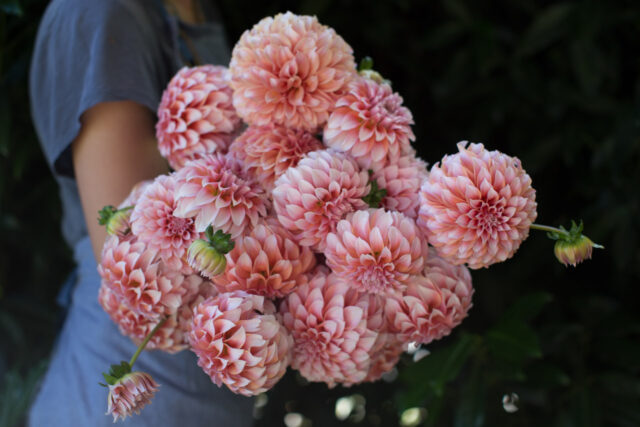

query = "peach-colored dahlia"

[
  {"left": 273, "top": 149, "right": 369, "bottom": 251},
  {"left": 98, "top": 235, "right": 202, "bottom": 317},
  {"left": 229, "top": 12, "right": 356, "bottom": 131},
  {"left": 325, "top": 209, "right": 425, "bottom": 296},
  {"left": 324, "top": 77, "right": 415, "bottom": 170},
  {"left": 386, "top": 249, "right": 474, "bottom": 345},
  {"left": 119, "top": 180, "right": 153, "bottom": 209},
  {"left": 130, "top": 174, "right": 200, "bottom": 273},
  {"left": 156, "top": 65, "right": 242, "bottom": 170},
  {"left": 189, "top": 292, "right": 292, "bottom": 396},
  {"left": 279, "top": 268, "right": 378, "bottom": 387},
  {"left": 106, "top": 371, "right": 159, "bottom": 422},
  {"left": 172, "top": 153, "right": 269, "bottom": 238},
  {"left": 418, "top": 141, "right": 537, "bottom": 268},
  {"left": 365, "top": 332, "right": 404, "bottom": 382},
  {"left": 371, "top": 154, "right": 429, "bottom": 219},
  {"left": 228, "top": 125, "right": 323, "bottom": 192},
  {"left": 212, "top": 221, "right": 315, "bottom": 298}
]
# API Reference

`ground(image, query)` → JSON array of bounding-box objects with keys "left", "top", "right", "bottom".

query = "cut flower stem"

[{"left": 129, "top": 316, "right": 168, "bottom": 368}]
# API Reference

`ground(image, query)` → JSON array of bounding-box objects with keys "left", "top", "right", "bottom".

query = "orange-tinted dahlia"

[
  {"left": 272, "top": 149, "right": 369, "bottom": 251},
  {"left": 228, "top": 125, "right": 323, "bottom": 192},
  {"left": 279, "top": 268, "right": 379, "bottom": 387},
  {"left": 324, "top": 77, "right": 415, "bottom": 170},
  {"left": 189, "top": 292, "right": 292, "bottom": 396},
  {"left": 386, "top": 249, "right": 474, "bottom": 345},
  {"left": 172, "top": 153, "right": 269, "bottom": 238},
  {"left": 371, "top": 154, "right": 429, "bottom": 219},
  {"left": 229, "top": 12, "right": 356, "bottom": 131},
  {"left": 418, "top": 141, "right": 537, "bottom": 268},
  {"left": 325, "top": 209, "right": 425, "bottom": 296},
  {"left": 156, "top": 65, "right": 241, "bottom": 170},
  {"left": 212, "top": 221, "right": 316, "bottom": 298}
]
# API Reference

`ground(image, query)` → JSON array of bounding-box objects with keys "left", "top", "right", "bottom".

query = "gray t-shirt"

[{"left": 30, "top": 0, "right": 230, "bottom": 248}]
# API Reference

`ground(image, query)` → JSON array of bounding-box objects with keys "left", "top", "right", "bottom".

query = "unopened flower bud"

[
  {"left": 554, "top": 235, "right": 597, "bottom": 267},
  {"left": 98, "top": 205, "right": 133, "bottom": 236},
  {"left": 187, "top": 239, "right": 227, "bottom": 279}
]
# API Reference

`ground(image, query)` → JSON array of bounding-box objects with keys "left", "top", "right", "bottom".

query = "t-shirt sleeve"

[{"left": 30, "top": 0, "right": 168, "bottom": 177}]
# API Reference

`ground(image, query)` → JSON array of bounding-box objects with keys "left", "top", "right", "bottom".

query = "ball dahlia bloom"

[
  {"left": 418, "top": 141, "right": 537, "bottom": 268},
  {"left": 189, "top": 292, "right": 292, "bottom": 396},
  {"left": 272, "top": 149, "right": 369, "bottom": 251},
  {"left": 119, "top": 180, "right": 153, "bottom": 209},
  {"left": 106, "top": 371, "right": 159, "bottom": 422},
  {"left": 172, "top": 153, "right": 269, "bottom": 238},
  {"left": 386, "top": 249, "right": 474, "bottom": 345},
  {"left": 229, "top": 12, "right": 356, "bottom": 131},
  {"left": 279, "top": 268, "right": 378, "bottom": 387},
  {"left": 156, "top": 65, "right": 241, "bottom": 170},
  {"left": 365, "top": 332, "right": 404, "bottom": 383},
  {"left": 98, "top": 235, "right": 202, "bottom": 317},
  {"left": 371, "top": 154, "right": 429, "bottom": 219},
  {"left": 228, "top": 125, "right": 323, "bottom": 192},
  {"left": 212, "top": 221, "right": 316, "bottom": 298},
  {"left": 130, "top": 174, "right": 200, "bottom": 272},
  {"left": 324, "top": 77, "right": 415, "bottom": 170},
  {"left": 325, "top": 209, "right": 425, "bottom": 296}
]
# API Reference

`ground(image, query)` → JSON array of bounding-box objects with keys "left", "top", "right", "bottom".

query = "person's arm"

[{"left": 72, "top": 101, "right": 169, "bottom": 260}]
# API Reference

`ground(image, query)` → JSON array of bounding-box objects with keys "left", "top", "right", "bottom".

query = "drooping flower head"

[
  {"left": 370, "top": 153, "right": 429, "bottom": 219},
  {"left": 386, "top": 249, "right": 474, "bottom": 345},
  {"left": 130, "top": 174, "right": 200, "bottom": 272},
  {"left": 324, "top": 77, "right": 415, "bottom": 170},
  {"left": 189, "top": 292, "right": 292, "bottom": 396},
  {"left": 156, "top": 65, "right": 241, "bottom": 170},
  {"left": 228, "top": 125, "right": 323, "bottom": 192},
  {"left": 273, "top": 149, "right": 369, "bottom": 251},
  {"left": 105, "top": 371, "right": 159, "bottom": 422},
  {"left": 279, "top": 268, "right": 378, "bottom": 387},
  {"left": 172, "top": 153, "right": 269, "bottom": 238},
  {"left": 325, "top": 208, "right": 425, "bottom": 296},
  {"left": 212, "top": 220, "right": 315, "bottom": 298},
  {"left": 187, "top": 227, "right": 235, "bottom": 279},
  {"left": 230, "top": 12, "right": 356, "bottom": 131},
  {"left": 418, "top": 142, "right": 537, "bottom": 268},
  {"left": 98, "top": 235, "right": 202, "bottom": 318}
]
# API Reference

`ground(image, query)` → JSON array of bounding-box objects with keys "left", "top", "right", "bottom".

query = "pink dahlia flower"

[
  {"left": 324, "top": 78, "right": 415, "bottom": 170},
  {"left": 130, "top": 174, "right": 200, "bottom": 272},
  {"left": 280, "top": 268, "right": 378, "bottom": 387},
  {"left": 119, "top": 180, "right": 153, "bottom": 209},
  {"left": 325, "top": 209, "right": 425, "bottom": 296},
  {"left": 229, "top": 12, "right": 356, "bottom": 131},
  {"left": 156, "top": 65, "right": 241, "bottom": 170},
  {"left": 273, "top": 150, "right": 369, "bottom": 251},
  {"left": 98, "top": 235, "right": 202, "bottom": 317},
  {"left": 386, "top": 249, "right": 474, "bottom": 345},
  {"left": 365, "top": 332, "right": 404, "bottom": 382},
  {"left": 189, "top": 292, "right": 292, "bottom": 396},
  {"left": 106, "top": 371, "right": 159, "bottom": 422},
  {"left": 172, "top": 153, "right": 269, "bottom": 238},
  {"left": 418, "top": 141, "right": 537, "bottom": 268},
  {"left": 212, "top": 221, "right": 316, "bottom": 298},
  {"left": 228, "top": 125, "right": 323, "bottom": 192},
  {"left": 371, "top": 154, "right": 429, "bottom": 219}
]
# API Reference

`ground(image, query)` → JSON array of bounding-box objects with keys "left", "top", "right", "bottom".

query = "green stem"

[
  {"left": 129, "top": 317, "right": 168, "bottom": 368},
  {"left": 529, "top": 223, "right": 568, "bottom": 236}
]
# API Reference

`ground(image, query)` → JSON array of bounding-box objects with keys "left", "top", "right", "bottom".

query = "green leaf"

[
  {"left": 486, "top": 321, "right": 542, "bottom": 366},
  {"left": 517, "top": 3, "right": 573, "bottom": 57},
  {"left": 525, "top": 362, "right": 571, "bottom": 388},
  {"left": 498, "top": 292, "right": 553, "bottom": 324},
  {"left": 453, "top": 364, "right": 485, "bottom": 427}
]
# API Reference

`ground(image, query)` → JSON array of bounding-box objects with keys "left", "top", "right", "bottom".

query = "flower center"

[
  {"left": 472, "top": 202, "right": 505, "bottom": 231},
  {"left": 358, "top": 265, "right": 393, "bottom": 294},
  {"left": 166, "top": 215, "right": 193, "bottom": 237}
]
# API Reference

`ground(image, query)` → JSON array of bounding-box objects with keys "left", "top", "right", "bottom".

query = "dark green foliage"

[{"left": 1, "top": 0, "right": 639, "bottom": 425}]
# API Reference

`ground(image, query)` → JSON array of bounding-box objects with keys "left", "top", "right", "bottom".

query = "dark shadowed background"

[{"left": 1, "top": 0, "right": 639, "bottom": 426}]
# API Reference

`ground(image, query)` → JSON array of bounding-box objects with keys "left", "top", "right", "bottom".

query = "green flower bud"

[{"left": 98, "top": 205, "right": 133, "bottom": 236}]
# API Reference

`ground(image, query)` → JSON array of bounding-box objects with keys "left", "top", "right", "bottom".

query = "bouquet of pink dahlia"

[{"left": 96, "top": 12, "right": 602, "bottom": 422}]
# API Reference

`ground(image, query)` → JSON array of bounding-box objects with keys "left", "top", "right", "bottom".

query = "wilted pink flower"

[
  {"left": 189, "top": 292, "right": 292, "bottom": 396},
  {"left": 386, "top": 249, "right": 474, "bottom": 345},
  {"left": 228, "top": 125, "right": 323, "bottom": 192},
  {"left": 273, "top": 150, "right": 369, "bottom": 251},
  {"left": 98, "top": 235, "right": 202, "bottom": 317},
  {"left": 229, "top": 12, "right": 356, "bottom": 131},
  {"left": 371, "top": 154, "right": 429, "bottom": 219},
  {"left": 172, "top": 153, "right": 269, "bottom": 238},
  {"left": 130, "top": 174, "right": 200, "bottom": 272},
  {"left": 325, "top": 209, "right": 425, "bottom": 296},
  {"left": 213, "top": 221, "right": 315, "bottom": 298},
  {"left": 280, "top": 268, "right": 378, "bottom": 387},
  {"left": 324, "top": 78, "right": 415, "bottom": 170},
  {"left": 156, "top": 65, "right": 241, "bottom": 170},
  {"left": 106, "top": 371, "right": 159, "bottom": 422},
  {"left": 418, "top": 141, "right": 537, "bottom": 268}
]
